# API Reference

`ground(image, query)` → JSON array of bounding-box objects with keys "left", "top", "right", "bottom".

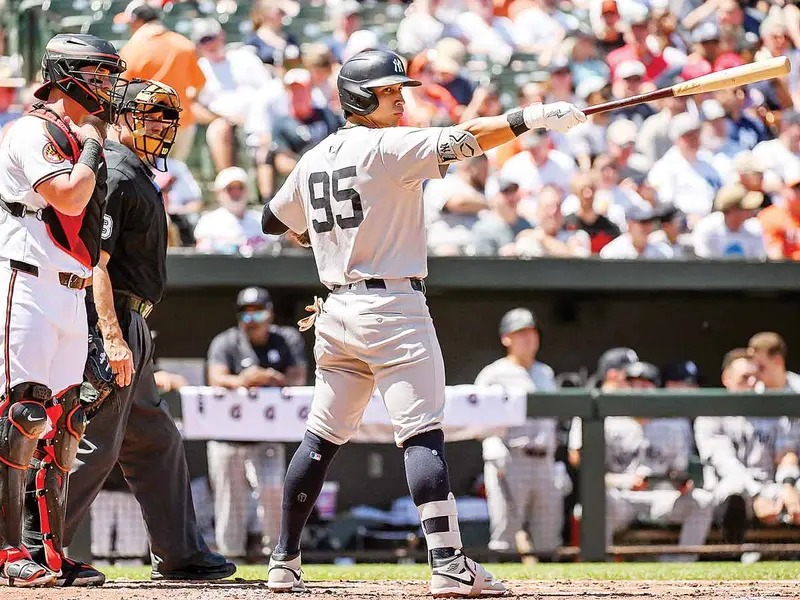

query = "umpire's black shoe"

[
  {"left": 56, "top": 557, "right": 106, "bottom": 587},
  {"left": 150, "top": 552, "right": 236, "bottom": 581},
  {"left": 721, "top": 494, "right": 748, "bottom": 544}
]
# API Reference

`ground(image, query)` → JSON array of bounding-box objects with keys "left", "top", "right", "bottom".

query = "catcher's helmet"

[
  {"left": 117, "top": 78, "right": 181, "bottom": 171},
  {"left": 34, "top": 34, "right": 126, "bottom": 123},
  {"left": 337, "top": 50, "right": 420, "bottom": 117}
]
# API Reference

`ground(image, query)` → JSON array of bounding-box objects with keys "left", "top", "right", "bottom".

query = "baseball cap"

[
  {"left": 597, "top": 347, "right": 639, "bottom": 379},
  {"left": 661, "top": 360, "right": 700, "bottom": 385},
  {"left": 714, "top": 183, "right": 764, "bottom": 212},
  {"left": 114, "top": 0, "right": 160, "bottom": 25},
  {"left": 499, "top": 308, "right": 538, "bottom": 337},
  {"left": 237, "top": 287, "right": 273, "bottom": 310},
  {"left": 624, "top": 361, "right": 661, "bottom": 385},
  {"left": 733, "top": 151, "right": 765, "bottom": 175},
  {"left": 656, "top": 202, "right": 684, "bottom": 223},
  {"left": 284, "top": 68, "right": 312, "bottom": 86},
  {"left": 607, "top": 118, "right": 637, "bottom": 146},
  {"left": 191, "top": 18, "right": 222, "bottom": 44},
  {"left": 691, "top": 22, "right": 720, "bottom": 44},
  {"left": 615, "top": 60, "right": 646, "bottom": 81},
  {"left": 497, "top": 176, "right": 520, "bottom": 193},
  {"left": 214, "top": 166, "right": 248, "bottom": 191},
  {"left": 330, "top": 0, "right": 361, "bottom": 17},
  {"left": 701, "top": 98, "right": 726, "bottom": 121},
  {"left": 668, "top": 112, "right": 702, "bottom": 142},
  {"left": 548, "top": 57, "right": 571, "bottom": 74},
  {"left": 626, "top": 204, "right": 657, "bottom": 222}
]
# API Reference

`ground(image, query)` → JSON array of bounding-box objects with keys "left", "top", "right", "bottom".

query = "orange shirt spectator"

[
  {"left": 116, "top": 3, "right": 206, "bottom": 129},
  {"left": 759, "top": 174, "right": 800, "bottom": 260}
]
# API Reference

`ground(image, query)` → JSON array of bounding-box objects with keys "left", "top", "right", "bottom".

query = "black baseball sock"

[
  {"left": 403, "top": 429, "right": 457, "bottom": 561},
  {"left": 273, "top": 430, "right": 340, "bottom": 559}
]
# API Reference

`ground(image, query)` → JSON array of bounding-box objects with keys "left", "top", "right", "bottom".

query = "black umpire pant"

[{"left": 63, "top": 308, "right": 210, "bottom": 572}]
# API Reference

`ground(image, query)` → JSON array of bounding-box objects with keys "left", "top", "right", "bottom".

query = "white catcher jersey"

[
  {"left": 269, "top": 125, "right": 455, "bottom": 288},
  {"left": 0, "top": 115, "right": 91, "bottom": 276}
]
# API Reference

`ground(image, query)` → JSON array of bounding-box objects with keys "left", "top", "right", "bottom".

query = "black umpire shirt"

[{"left": 102, "top": 139, "right": 168, "bottom": 304}]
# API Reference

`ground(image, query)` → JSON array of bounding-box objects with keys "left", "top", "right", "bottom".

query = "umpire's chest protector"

[{"left": 28, "top": 105, "right": 107, "bottom": 269}]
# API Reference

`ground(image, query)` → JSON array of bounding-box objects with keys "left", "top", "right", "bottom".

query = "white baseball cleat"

[
  {"left": 267, "top": 553, "right": 306, "bottom": 593},
  {"left": 430, "top": 551, "right": 507, "bottom": 597}
]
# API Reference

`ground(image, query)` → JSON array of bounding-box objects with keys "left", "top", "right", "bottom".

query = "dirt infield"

[{"left": 18, "top": 579, "right": 800, "bottom": 599}]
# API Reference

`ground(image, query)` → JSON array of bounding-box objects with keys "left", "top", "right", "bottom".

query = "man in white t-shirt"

[
  {"left": 648, "top": 112, "right": 723, "bottom": 225},
  {"left": 752, "top": 110, "right": 800, "bottom": 194},
  {"left": 692, "top": 183, "right": 766, "bottom": 260},
  {"left": 193, "top": 19, "right": 271, "bottom": 172},
  {"left": 455, "top": 0, "right": 515, "bottom": 63},
  {"left": 500, "top": 130, "right": 576, "bottom": 204},
  {"left": 194, "top": 167, "right": 272, "bottom": 254},
  {"left": 600, "top": 205, "right": 674, "bottom": 259}
]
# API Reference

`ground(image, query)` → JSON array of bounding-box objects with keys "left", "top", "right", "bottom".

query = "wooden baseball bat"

[{"left": 583, "top": 56, "right": 790, "bottom": 116}]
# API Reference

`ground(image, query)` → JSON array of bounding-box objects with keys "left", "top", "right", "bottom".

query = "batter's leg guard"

[{"left": 23, "top": 386, "right": 86, "bottom": 574}]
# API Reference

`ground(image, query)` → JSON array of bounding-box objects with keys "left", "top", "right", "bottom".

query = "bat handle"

[{"left": 583, "top": 88, "right": 674, "bottom": 117}]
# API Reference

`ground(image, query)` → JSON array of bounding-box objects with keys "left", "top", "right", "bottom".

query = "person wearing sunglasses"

[{"left": 206, "top": 286, "right": 307, "bottom": 562}]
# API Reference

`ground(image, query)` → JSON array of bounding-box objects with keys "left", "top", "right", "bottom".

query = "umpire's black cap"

[{"left": 236, "top": 287, "right": 272, "bottom": 310}]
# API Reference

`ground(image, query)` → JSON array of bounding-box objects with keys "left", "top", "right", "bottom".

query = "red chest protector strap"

[{"left": 27, "top": 104, "right": 107, "bottom": 269}]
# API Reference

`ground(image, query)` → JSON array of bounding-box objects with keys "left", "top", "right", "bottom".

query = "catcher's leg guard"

[
  {"left": 0, "top": 383, "right": 50, "bottom": 551},
  {"left": 23, "top": 386, "right": 86, "bottom": 573}
]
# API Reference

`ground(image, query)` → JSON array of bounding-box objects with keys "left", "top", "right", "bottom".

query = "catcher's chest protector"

[{"left": 28, "top": 105, "right": 107, "bottom": 269}]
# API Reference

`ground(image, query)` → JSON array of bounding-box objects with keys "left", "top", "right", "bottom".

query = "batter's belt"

[{"left": 331, "top": 278, "right": 426, "bottom": 293}]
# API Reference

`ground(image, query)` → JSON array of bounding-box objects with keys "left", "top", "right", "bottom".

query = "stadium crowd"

[{"left": 2, "top": 0, "right": 800, "bottom": 259}]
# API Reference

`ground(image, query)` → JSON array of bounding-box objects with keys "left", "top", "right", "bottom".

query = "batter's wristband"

[
  {"left": 506, "top": 109, "right": 529, "bottom": 137},
  {"left": 77, "top": 138, "right": 103, "bottom": 172}
]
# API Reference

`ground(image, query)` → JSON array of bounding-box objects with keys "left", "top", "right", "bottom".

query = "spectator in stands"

[
  {"left": 404, "top": 52, "right": 461, "bottom": 127},
  {"left": 194, "top": 167, "right": 271, "bottom": 254},
  {"left": 650, "top": 204, "right": 689, "bottom": 258},
  {"left": 459, "top": 82, "right": 502, "bottom": 123},
  {"left": 259, "top": 68, "right": 341, "bottom": 198},
  {"left": 592, "top": 0, "right": 626, "bottom": 55},
  {"left": 206, "top": 286, "right": 307, "bottom": 560},
  {"left": 455, "top": 0, "right": 515, "bottom": 64},
  {"left": 431, "top": 38, "right": 474, "bottom": 107},
  {"left": 592, "top": 153, "right": 646, "bottom": 230},
  {"left": 0, "top": 56, "right": 23, "bottom": 131},
  {"left": 341, "top": 29, "right": 383, "bottom": 64},
  {"left": 155, "top": 158, "right": 203, "bottom": 247},
  {"left": 759, "top": 171, "right": 800, "bottom": 261},
  {"left": 569, "top": 28, "right": 610, "bottom": 89},
  {"left": 501, "top": 130, "right": 576, "bottom": 203},
  {"left": 695, "top": 348, "right": 782, "bottom": 543},
  {"left": 476, "top": 308, "right": 562, "bottom": 558},
  {"left": 682, "top": 23, "right": 721, "bottom": 80},
  {"left": 303, "top": 44, "right": 338, "bottom": 111},
  {"left": 733, "top": 152, "right": 769, "bottom": 199},
  {"left": 700, "top": 99, "right": 745, "bottom": 178},
  {"left": 562, "top": 170, "right": 620, "bottom": 254},
  {"left": 753, "top": 109, "right": 800, "bottom": 193},
  {"left": 397, "top": 0, "right": 456, "bottom": 57},
  {"left": 692, "top": 183, "right": 766, "bottom": 259},
  {"left": 607, "top": 7, "right": 669, "bottom": 84},
  {"left": 424, "top": 155, "right": 489, "bottom": 256},
  {"left": 600, "top": 205, "right": 674, "bottom": 259},
  {"left": 754, "top": 16, "right": 800, "bottom": 108},
  {"left": 513, "top": 0, "right": 576, "bottom": 65},
  {"left": 715, "top": 86, "right": 768, "bottom": 152},
  {"left": 747, "top": 332, "right": 800, "bottom": 392},
  {"left": 648, "top": 113, "right": 722, "bottom": 224},
  {"left": 568, "top": 77, "right": 612, "bottom": 171},
  {"left": 544, "top": 58, "right": 576, "bottom": 105},
  {"left": 193, "top": 19, "right": 271, "bottom": 173},
  {"left": 636, "top": 92, "right": 689, "bottom": 163},
  {"left": 611, "top": 60, "right": 656, "bottom": 126},
  {"left": 243, "top": 0, "right": 301, "bottom": 66},
  {"left": 116, "top": 1, "right": 206, "bottom": 161},
  {"left": 662, "top": 361, "right": 701, "bottom": 390},
  {"left": 324, "top": 0, "right": 362, "bottom": 64},
  {"left": 472, "top": 177, "right": 532, "bottom": 256},
  {"left": 514, "top": 186, "right": 590, "bottom": 258},
  {"left": 605, "top": 118, "right": 651, "bottom": 183}
]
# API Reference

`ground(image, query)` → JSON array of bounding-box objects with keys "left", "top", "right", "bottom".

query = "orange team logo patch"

[{"left": 42, "top": 142, "right": 65, "bottom": 164}]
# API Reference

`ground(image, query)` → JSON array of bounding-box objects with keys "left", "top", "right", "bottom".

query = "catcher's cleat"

[
  {"left": 0, "top": 553, "right": 57, "bottom": 587},
  {"left": 430, "top": 551, "right": 507, "bottom": 598},
  {"left": 55, "top": 557, "right": 106, "bottom": 587},
  {"left": 268, "top": 553, "right": 306, "bottom": 593}
]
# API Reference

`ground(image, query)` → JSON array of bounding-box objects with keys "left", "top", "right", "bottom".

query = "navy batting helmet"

[
  {"left": 337, "top": 50, "right": 420, "bottom": 117},
  {"left": 34, "top": 34, "right": 126, "bottom": 123}
]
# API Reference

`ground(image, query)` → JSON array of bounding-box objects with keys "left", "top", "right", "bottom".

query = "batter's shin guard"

[
  {"left": 0, "top": 383, "right": 51, "bottom": 552},
  {"left": 23, "top": 386, "right": 85, "bottom": 573}
]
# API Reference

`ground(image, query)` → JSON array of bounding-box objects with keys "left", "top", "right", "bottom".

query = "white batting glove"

[{"left": 523, "top": 102, "right": 587, "bottom": 133}]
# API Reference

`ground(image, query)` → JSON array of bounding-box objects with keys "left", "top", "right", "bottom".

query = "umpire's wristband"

[
  {"left": 77, "top": 138, "right": 103, "bottom": 172},
  {"left": 506, "top": 109, "right": 529, "bottom": 137}
]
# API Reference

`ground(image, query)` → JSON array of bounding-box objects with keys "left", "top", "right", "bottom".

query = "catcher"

[{"left": 23, "top": 79, "right": 235, "bottom": 586}]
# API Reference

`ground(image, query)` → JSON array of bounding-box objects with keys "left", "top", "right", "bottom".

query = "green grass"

[{"left": 102, "top": 562, "right": 800, "bottom": 582}]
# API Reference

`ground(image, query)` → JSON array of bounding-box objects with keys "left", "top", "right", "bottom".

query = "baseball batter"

[
  {"left": 261, "top": 49, "right": 585, "bottom": 596},
  {"left": 0, "top": 34, "right": 123, "bottom": 586},
  {"left": 475, "top": 308, "right": 563, "bottom": 558}
]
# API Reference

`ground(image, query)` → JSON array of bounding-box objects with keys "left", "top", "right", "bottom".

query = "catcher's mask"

[
  {"left": 116, "top": 79, "right": 181, "bottom": 171},
  {"left": 34, "top": 34, "right": 126, "bottom": 123}
]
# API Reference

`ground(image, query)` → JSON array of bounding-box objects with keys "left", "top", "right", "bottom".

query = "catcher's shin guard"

[
  {"left": 0, "top": 383, "right": 51, "bottom": 551},
  {"left": 23, "top": 386, "right": 86, "bottom": 573}
]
